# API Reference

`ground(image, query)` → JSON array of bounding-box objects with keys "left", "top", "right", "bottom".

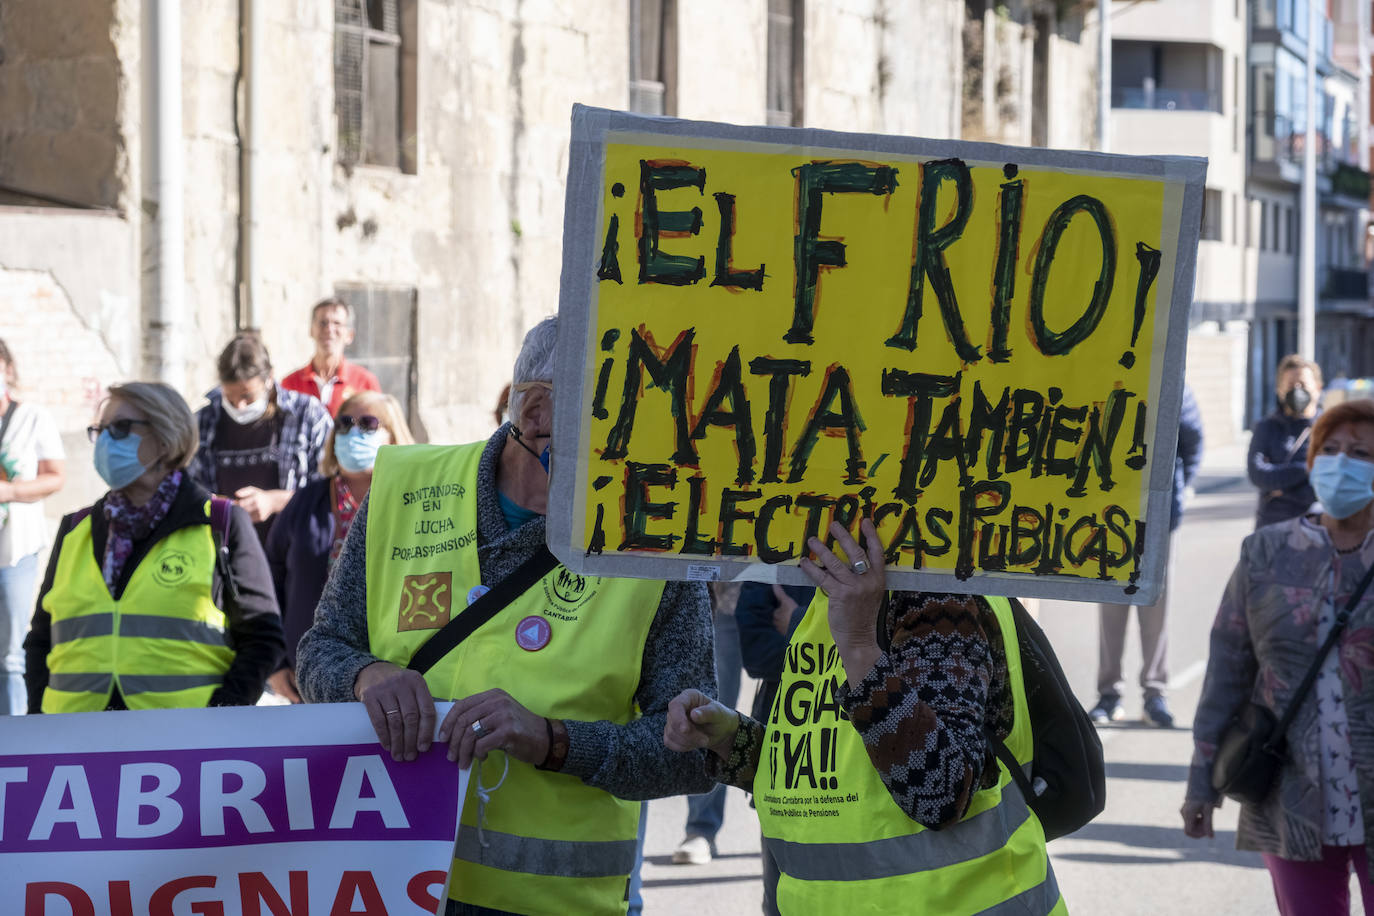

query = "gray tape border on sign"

[{"left": 548, "top": 104, "right": 1208, "bottom": 607}]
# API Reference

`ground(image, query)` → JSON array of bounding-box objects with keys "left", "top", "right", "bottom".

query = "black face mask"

[{"left": 1281, "top": 387, "right": 1312, "bottom": 414}]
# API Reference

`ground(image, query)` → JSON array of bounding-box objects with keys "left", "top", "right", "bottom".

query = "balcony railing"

[
  {"left": 1322, "top": 267, "right": 1371, "bottom": 301},
  {"left": 1250, "top": 111, "right": 1356, "bottom": 174},
  {"left": 1113, "top": 87, "right": 1219, "bottom": 112}
]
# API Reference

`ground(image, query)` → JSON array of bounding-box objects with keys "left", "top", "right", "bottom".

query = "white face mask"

[{"left": 222, "top": 396, "right": 269, "bottom": 425}]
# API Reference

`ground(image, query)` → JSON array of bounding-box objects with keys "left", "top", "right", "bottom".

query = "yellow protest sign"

[{"left": 549, "top": 106, "right": 1205, "bottom": 604}]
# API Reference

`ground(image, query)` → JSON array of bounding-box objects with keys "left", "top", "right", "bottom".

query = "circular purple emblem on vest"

[{"left": 515, "top": 615, "right": 552, "bottom": 651}]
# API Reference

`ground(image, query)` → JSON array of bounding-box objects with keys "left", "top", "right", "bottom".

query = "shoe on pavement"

[
  {"left": 672, "top": 835, "right": 713, "bottom": 865},
  {"left": 1088, "top": 695, "right": 1124, "bottom": 725},
  {"left": 1143, "top": 695, "right": 1175, "bottom": 729}
]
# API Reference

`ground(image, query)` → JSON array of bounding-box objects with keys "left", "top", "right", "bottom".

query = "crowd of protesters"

[{"left": 7, "top": 308, "right": 1374, "bottom": 916}]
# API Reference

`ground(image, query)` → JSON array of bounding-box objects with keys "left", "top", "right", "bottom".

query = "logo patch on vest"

[
  {"left": 398, "top": 572, "right": 452, "bottom": 631},
  {"left": 552, "top": 569, "right": 587, "bottom": 603},
  {"left": 515, "top": 615, "right": 551, "bottom": 651},
  {"left": 542, "top": 568, "right": 598, "bottom": 620},
  {"left": 153, "top": 549, "right": 195, "bottom": 587}
]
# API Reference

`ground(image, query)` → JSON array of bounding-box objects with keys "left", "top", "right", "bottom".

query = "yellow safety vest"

[
  {"left": 755, "top": 592, "right": 1066, "bottom": 915},
  {"left": 42, "top": 506, "right": 235, "bottom": 712},
  {"left": 365, "top": 442, "right": 665, "bottom": 915}
]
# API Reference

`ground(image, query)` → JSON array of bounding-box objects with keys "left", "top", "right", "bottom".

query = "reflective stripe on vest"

[
  {"left": 756, "top": 592, "right": 1059, "bottom": 915},
  {"left": 49, "top": 672, "right": 224, "bottom": 694},
  {"left": 455, "top": 827, "right": 638, "bottom": 879},
  {"left": 52, "top": 613, "right": 228, "bottom": 646},
  {"left": 365, "top": 443, "right": 665, "bottom": 915},
  {"left": 42, "top": 507, "right": 233, "bottom": 712},
  {"left": 764, "top": 784, "right": 1032, "bottom": 882},
  {"left": 989, "top": 866, "right": 1061, "bottom": 916}
]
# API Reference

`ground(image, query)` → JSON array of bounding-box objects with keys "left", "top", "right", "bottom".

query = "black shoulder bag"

[
  {"left": 406, "top": 547, "right": 559, "bottom": 674},
  {"left": 988, "top": 598, "right": 1106, "bottom": 840},
  {"left": 1212, "top": 559, "right": 1374, "bottom": 805}
]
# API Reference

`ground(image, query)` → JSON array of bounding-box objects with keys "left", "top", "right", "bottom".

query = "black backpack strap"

[
  {"left": 990, "top": 733, "right": 1036, "bottom": 800},
  {"left": 407, "top": 547, "right": 559, "bottom": 674},
  {"left": 208, "top": 496, "right": 239, "bottom": 603}
]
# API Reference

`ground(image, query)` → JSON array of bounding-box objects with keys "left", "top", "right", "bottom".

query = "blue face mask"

[
  {"left": 1311, "top": 453, "right": 1374, "bottom": 520},
  {"left": 94, "top": 430, "right": 149, "bottom": 491},
  {"left": 335, "top": 429, "right": 383, "bottom": 473},
  {"left": 539, "top": 445, "right": 551, "bottom": 474}
]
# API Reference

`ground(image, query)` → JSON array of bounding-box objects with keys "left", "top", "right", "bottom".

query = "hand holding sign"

[
  {"left": 802, "top": 519, "right": 887, "bottom": 682},
  {"left": 438, "top": 687, "right": 551, "bottom": 768},
  {"left": 355, "top": 661, "right": 437, "bottom": 761}
]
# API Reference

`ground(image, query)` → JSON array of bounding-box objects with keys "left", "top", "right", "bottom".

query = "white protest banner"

[
  {"left": 549, "top": 105, "right": 1206, "bottom": 604},
  {"left": 3, "top": 703, "right": 466, "bottom": 916}
]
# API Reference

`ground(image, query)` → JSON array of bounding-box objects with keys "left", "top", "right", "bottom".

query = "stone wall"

[
  {"left": 0, "top": 208, "right": 139, "bottom": 519},
  {"left": 4, "top": 0, "right": 1105, "bottom": 456},
  {"left": 0, "top": 0, "right": 126, "bottom": 210}
]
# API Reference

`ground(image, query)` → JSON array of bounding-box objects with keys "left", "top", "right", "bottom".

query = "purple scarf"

[{"left": 101, "top": 470, "right": 182, "bottom": 593}]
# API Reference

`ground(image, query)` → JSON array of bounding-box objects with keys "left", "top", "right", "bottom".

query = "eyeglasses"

[
  {"left": 336, "top": 414, "right": 381, "bottom": 434},
  {"left": 87, "top": 418, "right": 152, "bottom": 443}
]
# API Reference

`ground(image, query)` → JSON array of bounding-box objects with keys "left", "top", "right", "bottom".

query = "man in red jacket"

[{"left": 279, "top": 297, "right": 380, "bottom": 415}]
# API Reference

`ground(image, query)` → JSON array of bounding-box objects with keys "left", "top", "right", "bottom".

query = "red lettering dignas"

[{"left": 23, "top": 869, "right": 447, "bottom": 916}]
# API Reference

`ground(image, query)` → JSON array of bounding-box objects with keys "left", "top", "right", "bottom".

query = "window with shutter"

[{"left": 334, "top": 0, "right": 416, "bottom": 172}]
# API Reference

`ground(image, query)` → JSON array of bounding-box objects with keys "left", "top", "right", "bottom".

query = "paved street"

[{"left": 638, "top": 440, "right": 1367, "bottom": 914}]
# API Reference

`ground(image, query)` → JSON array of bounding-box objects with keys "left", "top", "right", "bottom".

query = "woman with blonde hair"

[
  {"left": 265, "top": 391, "right": 412, "bottom": 702},
  {"left": 25, "top": 382, "right": 284, "bottom": 712}
]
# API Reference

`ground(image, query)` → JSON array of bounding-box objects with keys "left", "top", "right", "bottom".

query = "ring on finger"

[
  {"left": 851, "top": 559, "right": 870, "bottom": 575},
  {"left": 384, "top": 708, "right": 401, "bottom": 717},
  {"left": 472, "top": 719, "right": 491, "bottom": 739}
]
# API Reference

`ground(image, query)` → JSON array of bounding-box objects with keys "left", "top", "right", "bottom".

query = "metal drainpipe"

[
  {"left": 1298, "top": 0, "right": 1318, "bottom": 360},
  {"left": 1098, "top": 0, "right": 1111, "bottom": 153},
  {"left": 145, "top": 0, "right": 184, "bottom": 388},
  {"left": 238, "top": 0, "right": 263, "bottom": 331}
]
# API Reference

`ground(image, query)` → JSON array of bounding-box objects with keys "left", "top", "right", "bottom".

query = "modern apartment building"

[
  {"left": 1110, "top": 0, "right": 1252, "bottom": 442},
  {"left": 1250, "top": 0, "right": 1371, "bottom": 404},
  {"left": 1111, "top": 0, "right": 1373, "bottom": 440}
]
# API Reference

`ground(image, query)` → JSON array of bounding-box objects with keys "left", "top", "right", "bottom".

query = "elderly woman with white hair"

[
  {"left": 25, "top": 382, "right": 284, "bottom": 712},
  {"left": 297, "top": 317, "right": 716, "bottom": 916}
]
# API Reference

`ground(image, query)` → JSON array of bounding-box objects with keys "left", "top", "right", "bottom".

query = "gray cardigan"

[
  {"left": 1188, "top": 516, "right": 1374, "bottom": 874},
  {"left": 296, "top": 425, "right": 716, "bottom": 799}
]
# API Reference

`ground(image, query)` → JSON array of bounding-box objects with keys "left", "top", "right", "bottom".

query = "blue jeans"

[
  {"left": 628, "top": 801, "right": 648, "bottom": 914},
  {"left": 0, "top": 553, "right": 36, "bottom": 716},
  {"left": 683, "top": 610, "right": 742, "bottom": 842}
]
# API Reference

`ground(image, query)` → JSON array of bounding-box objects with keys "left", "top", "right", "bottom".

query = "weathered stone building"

[{"left": 0, "top": 0, "right": 1104, "bottom": 512}]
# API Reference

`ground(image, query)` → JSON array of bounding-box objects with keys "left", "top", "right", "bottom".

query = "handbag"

[{"left": 1212, "top": 559, "right": 1374, "bottom": 804}]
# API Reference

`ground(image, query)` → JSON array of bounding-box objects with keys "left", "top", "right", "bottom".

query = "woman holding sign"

[
  {"left": 665, "top": 518, "right": 1063, "bottom": 915},
  {"left": 24, "top": 382, "right": 284, "bottom": 712},
  {"left": 1184, "top": 398, "right": 1374, "bottom": 914}
]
